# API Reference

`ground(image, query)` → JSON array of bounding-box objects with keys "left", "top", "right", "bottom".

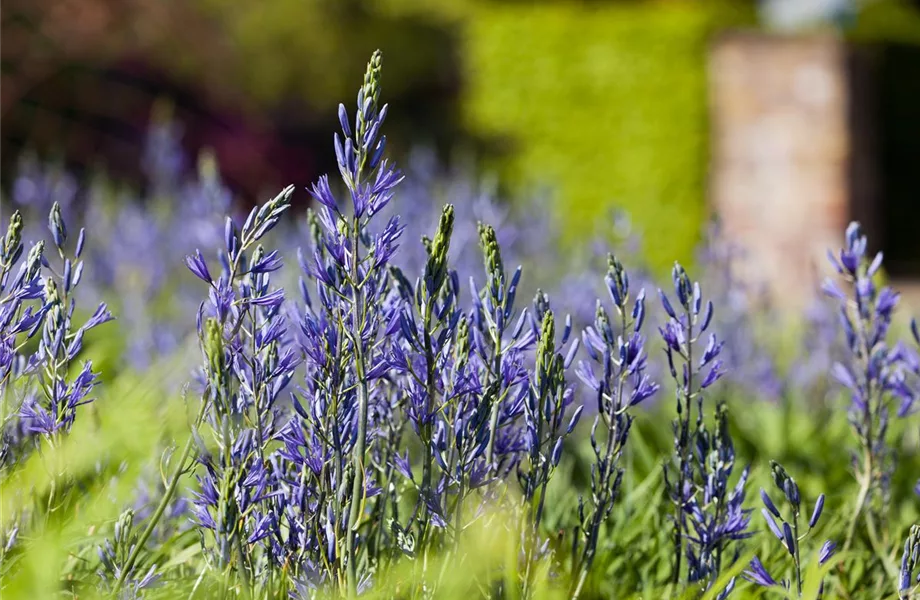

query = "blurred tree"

[
  {"left": 1, "top": 0, "right": 186, "bottom": 114},
  {"left": 1, "top": 0, "right": 464, "bottom": 201}
]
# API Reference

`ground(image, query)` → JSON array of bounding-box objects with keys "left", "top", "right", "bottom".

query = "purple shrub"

[
  {"left": 683, "top": 403, "right": 752, "bottom": 592},
  {"left": 517, "top": 294, "right": 581, "bottom": 593},
  {"left": 279, "top": 50, "right": 403, "bottom": 594},
  {"left": 0, "top": 202, "right": 113, "bottom": 573},
  {"left": 5, "top": 202, "right": 112, "bottom": 445}
]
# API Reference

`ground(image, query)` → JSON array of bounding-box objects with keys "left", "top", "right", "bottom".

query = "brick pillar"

[{"left": 708, "top": 32, "right": 875, "bottom": 309}]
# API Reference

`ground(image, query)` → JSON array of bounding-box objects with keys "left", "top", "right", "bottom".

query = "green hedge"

[
  {"left": 850, "top": 0, "right": 920, "bottom": 44},
  {"left": 461, "top": 2, "right": 753, "bottom": 272}
]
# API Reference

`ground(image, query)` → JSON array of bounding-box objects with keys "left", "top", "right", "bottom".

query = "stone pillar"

[{"left": 708, "top": 32, "right": 876, "bottom": 309}]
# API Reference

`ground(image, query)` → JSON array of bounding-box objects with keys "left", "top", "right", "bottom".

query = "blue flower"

[{"left": 743, "top": 556, "right": 778, "bottom": 587}]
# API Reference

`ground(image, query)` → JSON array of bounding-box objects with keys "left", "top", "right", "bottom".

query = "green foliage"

[
  {"left": 2, "top": 343, "right": 916, "bottom": 598},
  {"left": 0, "top": 354, "right": 194, "bottom": 598},
  {"left": 187, "top": 0, "right": 449, "bottom": 110},
  {"left": 849, "top": 0, "right": 920, "bottom": 44},
  {"left": 461, "top": 2, "right": 754, "bottom": 273}
]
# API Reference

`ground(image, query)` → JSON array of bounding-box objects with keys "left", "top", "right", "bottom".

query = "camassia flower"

[
  {"left": 823, "top": 222, "right": 915, "bottom": 551},
  {"left": 745, "top": 462, "right": 836, "bottom": 597},
  {"left": 280, "top": 50, "right": 403, "bottom": 595},
  {"left": 13, "top": 203, "right": 113, "bottom": 443},
  {"left": 8, "top": 43, "right": 915, "bottom": 600},
  {"left": 571, "top": 254, "right": 655, "bottom": 599},
  {"left": 659, "top": 263, "right": 747, "bottom": 596},
  {"left": 0, "top": 203, "right": 112, "bottom": 571},
  {"left": 186, "top": 185, "right": 295, "bottom": 583}
]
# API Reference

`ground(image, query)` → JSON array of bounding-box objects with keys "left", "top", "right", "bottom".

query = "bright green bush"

[{"left": 461, "top": 2, "right": 753, "bottom": 272}]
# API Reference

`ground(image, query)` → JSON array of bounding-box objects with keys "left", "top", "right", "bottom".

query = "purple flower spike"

[
  {"left": 659, "top": 264, "right": 746, "bottom": 590},
  {"left": 826, "top": 221, "right": 914, "bottom": 531}
]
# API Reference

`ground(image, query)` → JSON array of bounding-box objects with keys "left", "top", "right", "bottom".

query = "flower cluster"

[
  {"left": 659, "top": 263, "right": 749, "bottom": 594},
  {"left": 571, "top": 254, "right": 656, "bottom": 597},
  {"left": 265, "top": 52, "right": 408, "bottom": 592},
  {"left": 683, "top": 402, "right": 752, "bottom": 594},
  {"left": 745, "top": 461, "right": 836, "bottom": 596},
  {"left": 1, "top": 202, "right": 113, "bottom": 446},
  {"left": 186, "top": 185, "right": 297, "bottom": 585},
  {"left": 0, "top": 201, "right": 112, "bottom": 572},
  {"left": 17, "top": 203, "right": 113, "bottom": 440},
  {"left": 823, "top": 222, "right": 917, "bottom": 549},
  {"left": 183, "top": 51, "right": 584, "bottom": 597}
]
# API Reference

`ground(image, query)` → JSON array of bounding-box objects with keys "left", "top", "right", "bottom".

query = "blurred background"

[{"left": 2, "top": 0, "right": 920, "bottom": 307}]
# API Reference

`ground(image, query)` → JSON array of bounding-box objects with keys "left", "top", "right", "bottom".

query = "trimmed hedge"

[{"left": 461, "top": 2, "right": 754, "bottom": 272}]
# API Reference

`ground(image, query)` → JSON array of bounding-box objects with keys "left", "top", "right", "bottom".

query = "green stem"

[
  {"left": 672, "top": 318, "right": 693, "bottom": 587},
  {"left": 793, "top": 513, "right": 802, "bottom": 597},
  {"left": 453, "top": 479, "right": 465, "bottom": 548},
  {"left": 114, "top": 398, "right": 207, "bottom": 594},
  {"left": 346, "top": 219, "right": 368, "bottom": 598},
  {"left": 522, "top": 474, "right": 551, "bottom": 600},
  {"left": 571, "top": 569, "right": 589, "bottom": 600},
  {"left": 418, "top": 301, "right": 436, "bottom": 549},
  {"left": 865, "top": 511, "right": 898, "bottom": 583},
  {"left": 484, "top": 338, "right": 503, "bottom": 469},
  {"left": 844, "top": 452, "right": 872, "bottom": 552}
]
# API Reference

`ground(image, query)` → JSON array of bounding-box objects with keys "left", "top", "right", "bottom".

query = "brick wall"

[{"left": 708, "top": 33, "right": 876, "bottom": 309}]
